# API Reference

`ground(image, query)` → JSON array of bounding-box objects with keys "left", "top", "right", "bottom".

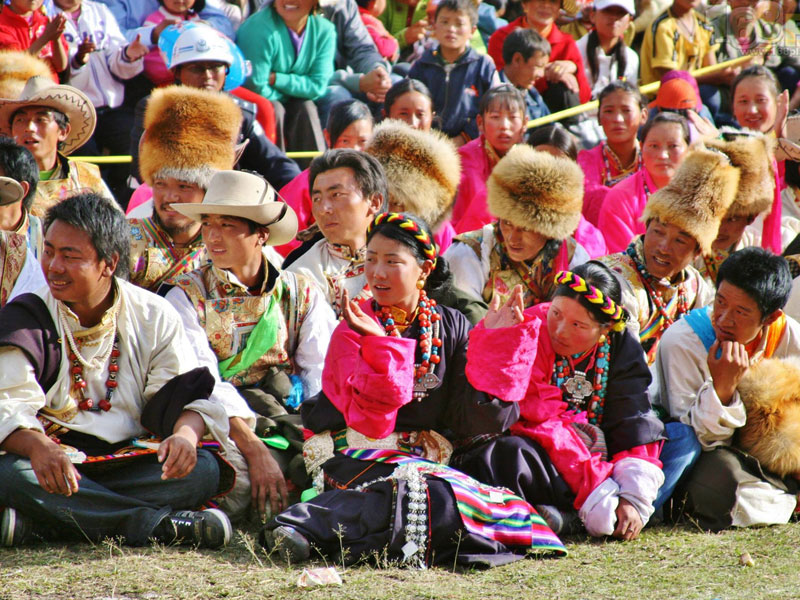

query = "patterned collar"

[
  {"left": 210, "top": 249, "right": 279, "bottom": 296},
  {"left": 326, "top": 241, "right": 366, "bottom": 263}
]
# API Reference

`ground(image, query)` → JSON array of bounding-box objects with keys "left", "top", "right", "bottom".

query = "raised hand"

[
  {"left": 707, "top": 339, "right": 751, "bottom": 406},
  {"left": 124, "top": 34, "right": 148, "bottom": 62},
  {"left": 341, "top": 289, "right": 386, "bottom": 337},
  {"left": 75, "top": 33, "right": 96, "bottom": 66},
  {"left": 483, "top": 284, "right": 525, "bottom": 329}
]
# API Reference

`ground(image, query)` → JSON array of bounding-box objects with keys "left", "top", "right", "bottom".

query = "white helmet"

[{"left": 167, "top": 25, "right": 234, "bottom": 69}]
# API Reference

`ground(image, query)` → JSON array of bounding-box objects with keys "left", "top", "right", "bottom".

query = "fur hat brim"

[
  {"left": 642, "top": 148, "right": 739, "bottom": 254},
  {"left": 704, "top": 134, "right": 775, "bottom": 219},
  {"left": 366, "top": 120, "right": 460, "bottom": 230},
  {"left": 139, "top": 86, "right": 242, "bottom": 187},
  {"left": 487, "top": 145, "right": 583, "bottom": 240},
  {"left": 737, "top": 357, "right": 800, "bottom": 477}
]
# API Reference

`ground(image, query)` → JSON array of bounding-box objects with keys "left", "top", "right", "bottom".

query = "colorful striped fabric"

[{"left": 340, "top": 447, "right": 567, "bottom": 556}]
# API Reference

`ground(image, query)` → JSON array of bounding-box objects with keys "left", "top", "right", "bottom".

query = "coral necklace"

[
  {"left": 377, "top": 289, "right": 443, "bottom": 401},
  {"left": 551, "top": 336, "right": 610, "bottom": 424}
]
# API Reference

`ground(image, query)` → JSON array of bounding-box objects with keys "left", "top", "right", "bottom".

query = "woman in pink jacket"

[
  {"left": 597, "top": 112, "right": 691, "bottom": 253},
  {"left": 577, "top": 81, "right": 648, "bottom": 226}
]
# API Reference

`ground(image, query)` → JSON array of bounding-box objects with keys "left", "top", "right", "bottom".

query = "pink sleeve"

[
  {"left": 611, "top": 441, "right": 663, "bottom": 469},
  {"left": 598, "top": 182, "right": 644, "bottom": 253},
  {"left": 574, "top": 216, "right": 607, "bottom": 258},
  {"left": 434, "top": 221, "right": 455, "bottom": 254},
  {"left": 466, "top": 312, "right": 541, "bottom": 402},
  {"left": 279, "top": 170, "right": 313, "bottom": 231},
  {"left": 760, "top": 163, "right": 783, "bottom": 254},
  {"left": 322, "top": 320, "right": 418, "bottom": 439}
]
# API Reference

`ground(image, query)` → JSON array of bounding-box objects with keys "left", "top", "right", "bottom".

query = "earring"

[{"left": 416, "top": 279, "right": 425, "bottom": 290}]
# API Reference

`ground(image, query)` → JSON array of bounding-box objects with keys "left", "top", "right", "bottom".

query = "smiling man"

[
  {"left": 0, "top": 76, "right": 113, "bottom": 216},
  {"left": 653, "top": 248, "right": 800, "bottom": 530},
  {"left": 285, "top": 149, "right": 386, "bottom": 317},
  {"left": 599, "top": 148, "right": 739, "bottom": 365}
]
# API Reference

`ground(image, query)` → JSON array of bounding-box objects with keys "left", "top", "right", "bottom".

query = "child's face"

[
  {"left": 162, "top": 0, "right": 196, "bottom": 14},
  {"left": 733, "top": 76, "right": 777, "bottom": 133},
  {"left": 593, "top": 6, "right": 631, "bottom": 40},
  {"left": 509, "top": 50, "right": 549, "bottom": 89},
  {"left": 9, "top": 0, "right": 44, "bottom": 14},
  {"left": 388, "top": 91, "right": 434, "bottom": 131},
  {"left": 478, "top": 103, "right": 525, "bottom": 155},
  {"left": 522, "top": 0, "right": 560, "bottom": 29},
  {"left": 598, "top": 89, "right": 645, "bottom": 145},
  {"left": 433, "top": 8, "right": 475, "bottom": 54}
]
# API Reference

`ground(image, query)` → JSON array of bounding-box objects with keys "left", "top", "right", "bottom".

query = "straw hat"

[
  {"left": 0, "top": 177, "right": 24, "bottom": 207},
  {"left": 172, "top": 170, "right": 298, "bottom": 246},
  {"left": 0, "top": 76, "right": 95, "bottom": 155}
]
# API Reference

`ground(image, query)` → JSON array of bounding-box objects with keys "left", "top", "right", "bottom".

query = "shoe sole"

[
  {"left": 203, "top": 508, "right": 233, "bottom": 548},
  {"left": 1, "top": 509, "right": 17, "bottom": 547},
  {"left": 268, "top": 526, "right": 310, "bottom": 561}
]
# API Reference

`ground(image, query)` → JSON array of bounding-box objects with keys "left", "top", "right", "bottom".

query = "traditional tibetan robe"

[
  {"left": 128, "top": 217, "right": 209, "bottom": 293},
  {"left": 271, "top": 301, "right": 567, "bottom": 568},
  {"left": 599, "top": 236, "right": 714, "bottom": 365},
  {"left": 33, "top": 154, "right": 113, "bottom": 217},
  {"left": 446, "top": 222, "right": 589, "bottom": 308}
]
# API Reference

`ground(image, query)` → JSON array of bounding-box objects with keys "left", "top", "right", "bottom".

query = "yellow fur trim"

[{"left": 0, "top": 51, "right": 51, "bottom": 101}]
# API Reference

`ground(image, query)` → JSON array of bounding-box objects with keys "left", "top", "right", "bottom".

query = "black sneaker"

[
  {"left": 262, "top": 525, "right": 311, "bottom": 562},
  {"left": 534, "top": 504, "right": 585, "bottom": 536},
  {"left": 0, "top": 507, "right": 31, "bottom": 546},
  {"left": 158, "top": 509, "right": 232, "bottom": 549}
]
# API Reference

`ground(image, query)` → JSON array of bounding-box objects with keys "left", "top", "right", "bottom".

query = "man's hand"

[
  {"left": 708, "top": 339, "right": 753, "bottom": 405},
  {"left": 404, "top": 19, "right": 428, "bottom": 46},
  {"left": 612, "top": 498, "right": 643, "bottom": 541},
  {"left": 29, "top": 439, "right": 80, "bottom": 496},
  {"left": 359, "top": 66, "right": 391, "bottom": 102},
  {"left": 124, "top": 34, "right": 148, "bottom": 62},
  {"left": 158, "top": 433, "right": 198, "bottom": 480},
  {"left": 151, "top": 18, "right": 179, "bottom": 45},
  {"left": 240, "top": 437, "right": 288, "bottom": 517}
]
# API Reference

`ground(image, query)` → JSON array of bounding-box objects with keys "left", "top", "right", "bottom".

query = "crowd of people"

[{"left": 0, "top": 0, "right": 799, "bottom": 569}]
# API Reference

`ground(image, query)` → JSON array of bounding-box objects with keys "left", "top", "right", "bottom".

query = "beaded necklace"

[
  {"left": 625, "top": 242, "right": 689, "bottom": 330},
  {"left": 58, "top": 304, "right": 121, "bottom": 412},
  {"left": 376, "top": 289, "right": 443, "bottom": 401},
  {"left": 601, "top": 141, "right": 642, "bottom": 187},
  {"left": 551, "top": 336, "right": 610, "bottom": 425}
]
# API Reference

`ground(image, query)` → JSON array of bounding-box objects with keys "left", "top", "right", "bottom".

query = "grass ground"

[{"left": 1, "top": 521, "right": 799, "bottom": 600}]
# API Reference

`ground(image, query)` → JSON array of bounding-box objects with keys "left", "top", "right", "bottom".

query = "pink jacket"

[
  {"left": 760, "top": 159, "right": 783, "bottom": 254},
  {"left": 143, "top": 8, "right": 198, "bottom": 86},
  {"left": 467, "top": 302, "right": 660, "bottom": 508},
  {"left": 597, "top": 168, "right": 657, "bottom": 253},
  {"left": 275, "top": 169, "right": 312, "bottom": 256},
  {"left": 358, "top": 8, "right": 399, "bottom": 61},
  {"left": 452, "top": 137, "right": 494, "bottom": 234},
  {"left": 577, "top": 143, "right": 637, "bottom": 226},
  {"left": 575, "top": 216, "right": 607, "bottom": 258}
]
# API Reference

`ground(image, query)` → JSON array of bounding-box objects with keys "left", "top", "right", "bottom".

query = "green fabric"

[
  {"left": 39, "top": 166, "right": 57, "bottom": 181},
  {"left": 218, "top": 294, "right": 280, "bottom": 379}
]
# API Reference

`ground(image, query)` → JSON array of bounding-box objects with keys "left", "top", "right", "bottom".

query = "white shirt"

[{"left": 576, "top": 34, "right": 640, "bottom": 98}]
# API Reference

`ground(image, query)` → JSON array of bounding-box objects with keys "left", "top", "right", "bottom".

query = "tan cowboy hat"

[
  {"left": 0, "top": 76, "right": 96, "bottom": 155},
  {"left": 172, "top": 170, "right": 298, "bottom": 246},
  {"left": 0, "top": 177, "right": 24, "bottom": 207}
]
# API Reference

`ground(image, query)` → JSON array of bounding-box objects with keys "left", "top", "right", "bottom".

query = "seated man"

[
  {"left": 163, "top": 171, "right": 337, "bottom": 519},
  {"left": 286, "top": 149, "right": 385, "bottom": 317},
  {"left": 599, "top": 149, "right": 737, "bottom": 365},
  {"left": 0, "top": 137, "right": 46, "bottom": 305},
  {"left": 0, "top": 76, "right": 113, "bottom": 216},
  {"left": 0, "top": 192, "right": 234, "bottom": 547},
  {"left": 654, "top": 248, "right": 800, "bottom": 530},
  {"left": 129, "top": 23, "right": 300, "bottom": 194}
]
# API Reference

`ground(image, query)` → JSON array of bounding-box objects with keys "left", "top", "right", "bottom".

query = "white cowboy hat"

[
  {"left": 172, "top": 170, "right": 298, "bottom": 246},
  {"left": 0, "top": 76, "right": 96, "bottom": 155},
  {"left": 0, "top": 177, "right": 24, "bottom": 207}
]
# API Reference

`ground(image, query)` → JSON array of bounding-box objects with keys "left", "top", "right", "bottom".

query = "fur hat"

[
  {"left": 641, "top": 148, "right": 740, "bottom": 255},
  {"left": 366, "top": 120, "right": 460, "bottom": 231},
  {"left": 737, "top": 357, "right": 800, "bottom": 478},
  {"left": 0, "top": 51, "right": 51, "bottom": 102},
  {"left": 139, "top": 85, "right": 242, "bottom": 188},
  {"left": 487, "top": 144, "right": 583, "bottom": 240},
  {"left": 704, "top": 134, "right": 775, "bottom": 219}
]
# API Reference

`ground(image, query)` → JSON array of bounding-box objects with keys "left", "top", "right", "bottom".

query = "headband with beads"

[
  {"left": 367, "top": 212, "right": 438, "bottom": 265},
  {"left": 554, "top": 270, "right": 627, "bottom": 332}
]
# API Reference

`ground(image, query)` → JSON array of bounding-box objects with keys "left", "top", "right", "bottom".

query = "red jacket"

[
  {"left": 0, "top": 6, "right": 66, "bottom": 78},
  {"left": 488, "top": 18, "right": 590, "bottom": 104}
]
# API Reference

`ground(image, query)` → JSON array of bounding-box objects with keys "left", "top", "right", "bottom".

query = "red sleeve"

[{"left": 554, "top": 33, "right": 591, "bottom": 104}]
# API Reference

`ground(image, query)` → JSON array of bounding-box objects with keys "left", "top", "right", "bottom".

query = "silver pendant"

[
  {"left": 563, "top": 371, "right": 593, "bottom": 402},
  {"left": 412, "top": 373, "right": 440, "bottom": 400}
]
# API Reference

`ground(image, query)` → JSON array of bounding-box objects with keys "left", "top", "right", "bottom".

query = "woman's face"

[
  {"left": 274, "top": 0, "right": 316, "bottom": 23},
  {"left": 733, "top": 76, "right": 778, "bottom": 133},
  {"left": 641, "top": 122, "right": 689, "bottom": 184},
  {"left": 365, "top": 233, "right": 424, "bottom": 311},
  {"left": 599, "top": 90, "right": 646, "bottom": 146},
  {"left": 387, "top": 91, "right": 434, "bottom": 131},
  {"left": 498, "top": 219, "right": 547, "bottom": 262},
  {"left": 547, "top": 295, "right": 608, "bottom": 357},
  {"left": 332, "top": 118, "right": 373, "bottom": 151}
]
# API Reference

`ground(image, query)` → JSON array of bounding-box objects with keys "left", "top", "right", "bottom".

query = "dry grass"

[{"left": 1, "top": 521, "right": 799, "bottom": 600}]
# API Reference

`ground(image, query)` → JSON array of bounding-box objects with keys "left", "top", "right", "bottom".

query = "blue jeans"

[
  {"left": 653, "top": 421, "right": 702, "bottom": 511},
  {"left": 0, "top": 449, "right": 220, "bottom": 545}
]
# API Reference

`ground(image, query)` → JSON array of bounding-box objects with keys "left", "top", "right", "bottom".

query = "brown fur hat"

[
  {"left": 139, "top": 86, "right": 242, "bottom": 188},
  {"left": 642, "top": 148, "right": 739, "bottom": 255},
  {"left": 487, "top": 144, "right": 583, "bottom": 240},
  {"left": 0, "top": 51, "right": 51, "bottom": 101},
  {"left": 704, "top": 134, "right": 775, "bottom": 219},
  {"left": 366, "top": 119, "right": 460, "bottom": 231},
  {"left": 737, "top": 357, "right": 800, "bottom": 477}
]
